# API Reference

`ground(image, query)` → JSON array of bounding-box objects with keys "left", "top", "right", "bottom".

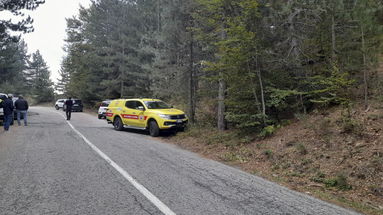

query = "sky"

[{"left": 13, "top": 0, "right": 91, "bottom": 83}]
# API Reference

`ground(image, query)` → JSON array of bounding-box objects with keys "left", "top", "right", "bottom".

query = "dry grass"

[{"left": 163, "top": 103, "right": 383, "bottom": 215}]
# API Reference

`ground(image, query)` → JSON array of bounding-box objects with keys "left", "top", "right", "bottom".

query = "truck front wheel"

[{"left": 149, "top": 120, "right": 160, "bottom": 137}]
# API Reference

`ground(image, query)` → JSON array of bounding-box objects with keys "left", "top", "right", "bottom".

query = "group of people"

[
  {"left": 1, "top": 94, "right": 29, "bottom": 131},
  {"left": 1, "top": 95, "right": 74, "bottom": 132}
]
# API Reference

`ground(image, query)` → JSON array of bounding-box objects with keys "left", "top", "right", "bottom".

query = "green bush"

[
  {"left": 339, "top": 106, "right": 363, "bottom": 135},
  {"left": 340, "top": 116, "right": 361, "bottom": 134},
  {"left": 296, "top": 143, "right": 308, "bottom": 155},
  {"left": 315, "top": 117, "right": 332, "bottom": 136},
  {"left": 301, "top": 158, "right": 312, "bottom": 165},
  {"left": 280, "top": 119, "right": 292, "bottom": 126},
  {"left": 259, "top": 125, "right": 276, "bottom": 139},
  {"left": 239, "top": 136, "right": 253, "bottom": 144},
  {"left": 221, "top": 152, "right": 248, "bottom": 163},
  {"left": 311, "top": 175, "right": 325, "bottom": 183},
  {"left": 263, "top": 149, "right": 273, "bottom": 159},
  {"left": 324, "top": 174, "right": 352, "bottom": 190}
]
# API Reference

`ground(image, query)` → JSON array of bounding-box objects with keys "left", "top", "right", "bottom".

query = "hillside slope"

[{"left": 164, "top": 102, "right": 383, "bottom": 215}]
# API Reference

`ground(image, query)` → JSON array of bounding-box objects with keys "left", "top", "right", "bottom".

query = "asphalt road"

[{"left": 0, "top": 107, "right": 361, "bottom": 215}]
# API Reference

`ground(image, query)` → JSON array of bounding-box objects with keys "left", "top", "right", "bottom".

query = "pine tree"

[
  {"left": 62, "top": 0, "right": 154, "bottom": 104},
  {"left": 27, "top": 50, "right": 54, "bottom": 102},
  {"left": 55, "top": 60, "right": 71, "bottom": 95},
  {"left": 0, "top": 40, "right": 29, "bottom": 94},
  {"left": 0, "top": 0, "right": 44, "bottom": 47},
  {"left": 60, "top": 0, "right": 382, "bottom": 130}
]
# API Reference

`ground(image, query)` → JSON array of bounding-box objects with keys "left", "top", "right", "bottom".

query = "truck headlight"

[{"left": 158, "top": 114, "right": 171, "bottom": 120}]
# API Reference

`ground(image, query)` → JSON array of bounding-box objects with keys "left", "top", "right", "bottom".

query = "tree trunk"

[
  {"left": 247, "top": 61, "right": 261, "bottom": 114},
  {"left": 361, "top": 25, "right": 368, "bottom": 109},
  {"left": 120, "top": 36, "right": 124, "bottom": 98},
  {"left": 217, "top": 23, "right": 226, "bottom": 131},
  {"left": 218, "top": 78, "right": 226, "bottom": 130},
  {"left": 287, "top": 0, "right": 299, "bottom": 60},
  {"left": 331, "top": 14, "right": 336, "bottom": 61},
  {"left": 120, "top": 12, "right": 125, "bottom": 99},
  {"left": 255, "top": 55, "right": 266, "bottom": 123},
  {"left": 257, "top": 69, "right": 266, "bottom": 120},
  {"left": 157, "top": 0, "right": 161, "bottom": 32},
  {"left": 188, "top": 31, "right": 196, "bottom": 123},
  {"left": 300, "top": 93, "right": 306, "bottom": 114},
  {"left": 120, "top": 79, "right": 124, "bottom": 98}
]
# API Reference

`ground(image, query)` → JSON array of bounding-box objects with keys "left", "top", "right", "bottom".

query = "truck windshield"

[{"left": 144, "top": 101, "right": 171, "bottom": 109}]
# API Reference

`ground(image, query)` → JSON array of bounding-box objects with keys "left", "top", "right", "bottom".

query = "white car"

[
  {"left": 55, "top": 99, "right": 66, "bottom": 110},
  {"left": 98, "top": 100, "right": 111, "bottom": 119}
]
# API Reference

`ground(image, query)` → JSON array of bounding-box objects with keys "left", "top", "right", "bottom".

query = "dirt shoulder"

[{"left": 162, "top": 104, "right": 383, "bottom": 215}]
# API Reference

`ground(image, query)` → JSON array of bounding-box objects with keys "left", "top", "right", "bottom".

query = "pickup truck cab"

[{"left": 106, "top": 98, "right": 188, "bottom": 136}]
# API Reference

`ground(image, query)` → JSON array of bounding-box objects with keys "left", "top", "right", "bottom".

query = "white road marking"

[{"left": 57, "top": 113, "right": 176, "bottom": 215}]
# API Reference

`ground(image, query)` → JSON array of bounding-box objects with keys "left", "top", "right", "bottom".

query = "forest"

[
  {"left": 0, "top": 1, "right": 382, "bottom": 212},
  {"left": 1, "top": 0, "right": 382, "bottom": 132},
  {"left": 58, "top": 0, "right": 382, "bottom": 132},
  {"left": 0, "top": 0, "right": 54, "bottom": 103}
]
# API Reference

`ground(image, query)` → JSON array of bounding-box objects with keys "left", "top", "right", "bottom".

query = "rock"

[
  {"left": 308, "top": 183, "right": 324, "bottom": 188},
  {"left": 355, "top": 142, "right": 366, "bottom": 148},
  {"left": 371, "top": 187, "right": 383, "bottom": 197}
]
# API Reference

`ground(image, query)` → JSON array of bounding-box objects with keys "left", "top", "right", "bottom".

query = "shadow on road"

[{"left": 106, "top": 127, "right": 177, "bottom": 138}]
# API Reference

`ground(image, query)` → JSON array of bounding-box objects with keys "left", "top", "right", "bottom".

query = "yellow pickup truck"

[{"left": 106, "top": 98, "right": 188, "bottom": 136}]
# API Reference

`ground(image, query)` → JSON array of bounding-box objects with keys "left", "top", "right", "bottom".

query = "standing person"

[
  {"left": 15, "top": 96, "right": 29, "bottom": 126},
  {"left": 3, "top": 95, "right": 14, "bottom": 131},
  {"left": 65, "top": 97, "right": 73, "bottom": 120},
  {"left": 8, "top": 94, "right": 14, "bottom": 126}
]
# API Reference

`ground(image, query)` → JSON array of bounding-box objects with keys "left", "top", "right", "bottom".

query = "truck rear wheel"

[
  {"left": 149, "top": 120, "right": 160, "bottom": 137},
  {"left": 113, "top": 117, "right": 124, "bottom": 131}
]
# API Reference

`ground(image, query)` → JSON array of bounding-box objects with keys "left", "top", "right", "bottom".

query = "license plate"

[{"left": 177, "top": 119, "right": 183, "bottom": 123}]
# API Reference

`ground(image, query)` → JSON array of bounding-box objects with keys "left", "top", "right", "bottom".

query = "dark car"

[{"left": 63, "top": 99, "right": 83, "bottom": 112}]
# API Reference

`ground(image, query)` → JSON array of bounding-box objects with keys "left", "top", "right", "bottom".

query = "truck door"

[
  {"left": 133, "top": 101, "right": 146, "bottom": 128},
  {"left": 122, "top": 101, "right": 138, "bottom": 126},
  {"left": 123, "top": 101, "right": 146, "bottom": 127}
]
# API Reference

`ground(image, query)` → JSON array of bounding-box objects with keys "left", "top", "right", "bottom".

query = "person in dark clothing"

[
  {"left": 65, "top": 97, "right": 73, "bottom": 120},
  {"left": 8, "top": 94, "right": 14, "bottom": 126},
  {"left": 3, "top": 95, "right": 14, "bottom": 131},
  {"left": 15, "top": 96, "right": 29, "bottom": 126}
]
